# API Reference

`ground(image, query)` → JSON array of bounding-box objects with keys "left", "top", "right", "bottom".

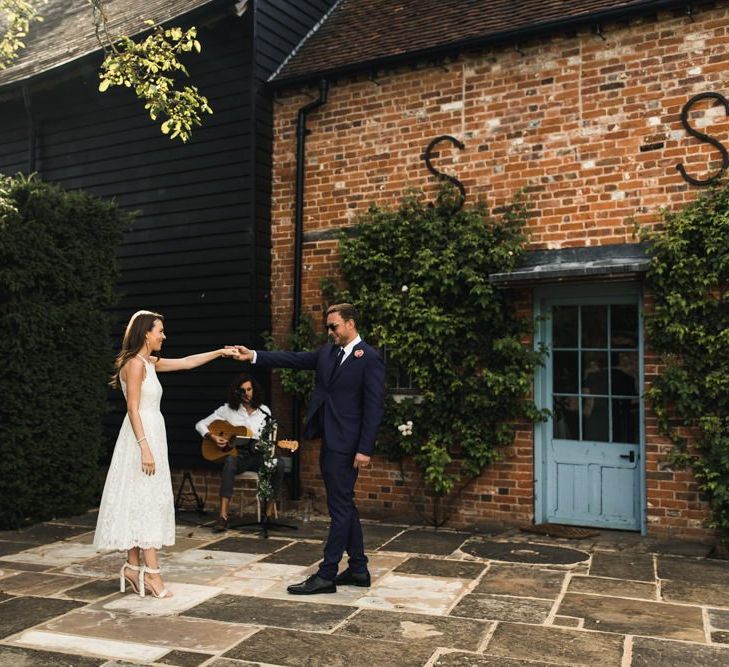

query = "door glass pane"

[
  {"left": 581, "top": 351, "right": 608, "bottom": 395},
  {"left": 611, "top": 304, "right": 639, "bottom": 348},
  {"left": 612, "top": 398, "right": 639, "bottom": 444},
  {"left": 553, "top": 395, "right": 579, "bottom": 439},
  {"left": 581, "top": 305, "right": 607, "bottom": 348},
  {"left": 553, "top": 351, "right": 578, "bottom": 393},
  {"left": 582, "top": 396, "right": 609, "bottom": 442},
  {"left": 550, "top": 299, "right": 641, "bottom": 445},
  {"left": 611, "top": 351, "right": 639, "bottom": 397},
  {"left": 553, "top": 306, "right": 578, "bottom": 347}
]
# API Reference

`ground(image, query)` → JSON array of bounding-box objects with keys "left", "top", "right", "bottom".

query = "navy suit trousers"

[{"left": 317, "top": 440, "right": 368, "bottom": 580}]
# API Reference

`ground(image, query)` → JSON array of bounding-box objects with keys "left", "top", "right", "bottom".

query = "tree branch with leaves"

[
  {"left": 92, "top": 1, "right": 212, "bottom": 143},
  {"left": 0, "top": 0, "right": 212, "bottom": 142},
  {"left": 0, "top": 0, "right": 43, "bottom": 70}
]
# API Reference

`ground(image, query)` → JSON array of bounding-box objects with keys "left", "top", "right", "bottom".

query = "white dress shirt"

[
  {"left": 339, "top": 335, "right": 362, "bottom": 363},
  {"left": 195, "top": 403, "right": 271, "bottom": 439}
]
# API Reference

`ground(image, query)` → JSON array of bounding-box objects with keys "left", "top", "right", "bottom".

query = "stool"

[
  {"left": 235, "top": 470, "right": 261, "bottom": 523},
  {"left": 234, "top": 471, "right": 277, "bottom": 522}
]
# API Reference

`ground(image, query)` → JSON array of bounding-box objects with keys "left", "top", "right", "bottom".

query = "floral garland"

[{"left": 256, "top": 417, "right": 278, "bottom": 502}]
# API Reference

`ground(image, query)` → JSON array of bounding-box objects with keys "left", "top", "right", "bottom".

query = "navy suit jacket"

[{"left": 255, "top": 341, "right": 385, "bottom": 456}]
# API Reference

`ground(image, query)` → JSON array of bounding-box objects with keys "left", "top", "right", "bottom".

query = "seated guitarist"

[{"left": 195, "top": 373, "right": 285, "bottom": 533}]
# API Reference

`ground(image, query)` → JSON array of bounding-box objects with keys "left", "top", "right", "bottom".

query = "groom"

[{"left": 234, "top": 303, "right": 385, "bottom": 594}]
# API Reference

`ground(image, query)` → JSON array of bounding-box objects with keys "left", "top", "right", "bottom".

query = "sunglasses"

[{"left": 326, "top": 323, "right": 339, "bottom": 332}]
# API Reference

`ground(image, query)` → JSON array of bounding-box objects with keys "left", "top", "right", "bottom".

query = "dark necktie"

[{"left": 329, "top": 347, "right": 344, "bottom": 383}]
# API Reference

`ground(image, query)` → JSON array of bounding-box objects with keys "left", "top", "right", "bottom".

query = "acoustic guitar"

[{"left": 201, "top": 419, "right": 299, "bottom": 463}]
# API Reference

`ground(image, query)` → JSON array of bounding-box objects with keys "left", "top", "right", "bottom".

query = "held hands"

[{"left": 225, "top": 345, "right": 253, "bottom": 362}]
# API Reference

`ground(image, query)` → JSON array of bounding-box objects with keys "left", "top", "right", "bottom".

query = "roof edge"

[
  {"left": 489, "top": 242, "right": 650, "bottom": 286},
  {"left": 268, "top": 0, "right": 688, "bottom": 89},
  {"left": 267, "top": 0, "right": 346, "bottom": 84}
]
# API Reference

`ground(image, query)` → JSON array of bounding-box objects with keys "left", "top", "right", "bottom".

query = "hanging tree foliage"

[
  {"left": 643, "top": 182, "right": 729, "bottom": 543},
  {"left": 0, "top": 1, "right": 43, "bottom": 69},
  {"left": 327, "top": 187, "right": 546, "bottom": 499},
  {"left": 92, "top": 2, "right": 212, "bottom": 143},
  {"left": 0, "top": 0, "right": 211, "bottom": 142}
]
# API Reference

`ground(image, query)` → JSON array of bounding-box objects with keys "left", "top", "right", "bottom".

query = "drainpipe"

[
  {"left": 22, "top": 85, "right": 36, "bottom": 173},
  {"left": 293, "top": 79, "right": 329, "bottom": 326},
  {"left": 290, "top": 79, "right": 328, "bottom": 500}
]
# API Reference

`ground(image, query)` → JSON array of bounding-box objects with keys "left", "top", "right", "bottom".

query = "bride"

[{"left": 93, "top": 310, "right": 238, "bottom": 598}]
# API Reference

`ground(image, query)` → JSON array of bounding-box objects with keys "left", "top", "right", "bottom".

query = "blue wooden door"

[{"left": 536, "top": 287, "right": 643, "bottom": 531}]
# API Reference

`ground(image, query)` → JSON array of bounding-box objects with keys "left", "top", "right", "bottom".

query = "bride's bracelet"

[{"left": 136, "top": 436, "right": 147, "bottom": 444}]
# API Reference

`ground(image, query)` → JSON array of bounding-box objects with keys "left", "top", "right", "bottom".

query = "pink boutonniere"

[{"left": 354, "top": 349, "right": 364, "bottom": 358}]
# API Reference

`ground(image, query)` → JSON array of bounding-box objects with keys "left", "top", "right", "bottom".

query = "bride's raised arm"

[{"left": 153, "top": 348, "right": 237, "bottom": 373}]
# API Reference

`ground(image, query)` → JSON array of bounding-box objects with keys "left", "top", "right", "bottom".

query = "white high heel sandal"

[
  {"left": 140, "top": 565, "right": 172, "bottom": 598},
  {"left": 119, "top": 562, "right": 142, "bottom": 595}
]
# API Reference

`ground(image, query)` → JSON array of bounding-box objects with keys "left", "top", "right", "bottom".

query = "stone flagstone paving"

[{"left": 2, "top": 511, "right": 729, "bottom": 665}]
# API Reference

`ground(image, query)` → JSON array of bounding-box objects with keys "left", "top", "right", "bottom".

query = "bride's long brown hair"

[{"left": 109, "top": 310, "right": 164, "bottom": 388}]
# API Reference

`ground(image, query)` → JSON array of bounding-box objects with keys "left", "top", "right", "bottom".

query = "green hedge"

[{"left": 0, "top": 174, "right": 129, "bottom": 528}]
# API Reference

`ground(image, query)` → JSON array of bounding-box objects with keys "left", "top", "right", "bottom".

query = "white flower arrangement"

[{"left": 397, "top": 420, "right": 413, "bottom": 436}]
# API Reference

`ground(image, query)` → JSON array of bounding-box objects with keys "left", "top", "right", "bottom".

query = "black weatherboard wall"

[
  {"left": 251, "top": 0, "right": 338, "bottom": 362},
  {"left": 0, "top": 0, "right": 336, "bottom": 470}
]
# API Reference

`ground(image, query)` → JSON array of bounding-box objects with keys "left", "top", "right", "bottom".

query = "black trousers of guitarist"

[{"left": 219, "top": 451, "right": 285, "bottom": 499}]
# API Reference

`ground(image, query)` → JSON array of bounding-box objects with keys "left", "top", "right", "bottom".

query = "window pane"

[
  {"left": 581, "top": 305, "right": 607, "bottom": 348},
  {"left": 384, "top": 345, "right": 415, "bottom": 391},
  {"left": 386, "top": 363, "right": 399, "bottom": 388},
  {"left": 611, "top": 304, "right": 639, "bottom": 349},
  {"left": 553, "top": 351, "right": 578, "bottom": 393},
  {"left": 553, "top": 395, "right": 579, "bottom": 440},
  {"left": 611, "top": 351, "right": 639, "bottom": 397},
  {"left": 582, "top": 396, "right": 609, "bottom": 442},
  {"left": 612, "top": 398, "right": 640, "bottom": 444},
  {"left": 582, "top": 351, "right": 608, "bottom": 395},
  {"left": 399, "top": 368, "right": 415, "bottom": 390},
  {"left": 553, "top": 305, "right": 578, "bottom": 348}
]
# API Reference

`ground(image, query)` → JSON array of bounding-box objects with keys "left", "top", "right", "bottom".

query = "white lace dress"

[{"left": 93, "top": 356, "right": 175, "bottom": 551}]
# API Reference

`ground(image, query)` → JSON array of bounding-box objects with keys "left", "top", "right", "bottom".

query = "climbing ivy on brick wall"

[
  {"left": 643, "top": 182, "right": 729, "bottom": 543},
  {"left": 332, "top": 187, "right": 546, "bottom": 499}
]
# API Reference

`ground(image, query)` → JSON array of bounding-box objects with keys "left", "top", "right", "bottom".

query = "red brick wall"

[
  {"left": 265, "top": 5, "right": 729, "bottom": 539},
  {"left": 171, "top": 468, "right": 266, "bottom": 516}
]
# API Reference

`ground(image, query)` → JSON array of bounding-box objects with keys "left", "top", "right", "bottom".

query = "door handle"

[{"left": 619, "top": 451, "right": 636, "bottom": 463}]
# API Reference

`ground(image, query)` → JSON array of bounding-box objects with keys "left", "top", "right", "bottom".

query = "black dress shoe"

[
  {"left": 335, "top": 569, "right": 371, "bottom": 587},
  {"left": 287, "top": 574, "right": 336, "bottom": 595},
  {"left": 212, "top": 516, "right": 228, "bottom": 533}
]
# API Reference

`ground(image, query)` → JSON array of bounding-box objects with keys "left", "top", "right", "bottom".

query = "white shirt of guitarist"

[{"left": 195, "top": 403, "right": 271, "bottom": 439}]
